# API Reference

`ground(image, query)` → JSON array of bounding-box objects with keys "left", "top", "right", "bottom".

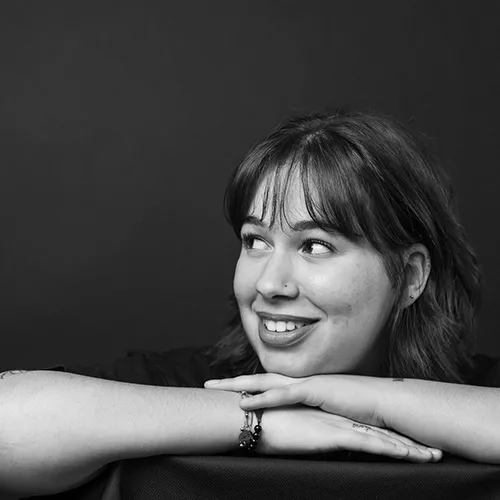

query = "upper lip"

[{"left": 256, "top": 311, "right": 320, "bottom": 323}]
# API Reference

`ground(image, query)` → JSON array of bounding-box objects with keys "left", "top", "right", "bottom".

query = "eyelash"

[{"left": 240, "top": 232, "right": 335, "bottom": 254}]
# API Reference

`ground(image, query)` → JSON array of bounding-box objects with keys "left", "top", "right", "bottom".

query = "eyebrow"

[{"left": 242, "top": 215, "right": 325, "bottom": 233}]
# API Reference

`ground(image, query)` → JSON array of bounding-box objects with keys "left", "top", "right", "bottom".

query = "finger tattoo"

[{"left": 0, "top": 370, "right": 28, "bottom": 379}]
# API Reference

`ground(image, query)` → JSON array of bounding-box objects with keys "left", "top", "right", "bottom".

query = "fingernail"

[{"left": 205, "top": 379, "right": 220, "bottom": 385}]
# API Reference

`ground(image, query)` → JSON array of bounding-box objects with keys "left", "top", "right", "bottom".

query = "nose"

[{"left": 255, "top": 251, "right": 298, "bottom": 299}]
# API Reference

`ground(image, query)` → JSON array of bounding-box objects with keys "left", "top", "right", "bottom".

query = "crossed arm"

[
  {"left": 206, "top": 373, "right": 500, "bottom": 464},
  {"left": 1, "top": 368, "right": 495, "bottom": 496}
]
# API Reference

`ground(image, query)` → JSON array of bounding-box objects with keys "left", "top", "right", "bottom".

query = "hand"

[
  {"left": 205, "top": 373, "right": 384, "bottom": 427},
  {"left": 256, "top": 405, "right": 442, "bottom": 462}
]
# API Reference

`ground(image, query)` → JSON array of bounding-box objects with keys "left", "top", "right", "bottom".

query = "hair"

[{"left": 206, "top": 109, "right": 482, "bottom": 384}]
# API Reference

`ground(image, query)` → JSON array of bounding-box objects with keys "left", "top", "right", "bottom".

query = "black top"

[
  {"left": 33, "top": 347, "right": 500, "bottom": 500},
  {"left": 49, "top": 345, "right": 500, "bottom": 388}
]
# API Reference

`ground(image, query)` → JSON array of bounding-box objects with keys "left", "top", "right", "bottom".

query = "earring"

[{"left": 409, "top": 294, "right": 414, "bottom": 299}]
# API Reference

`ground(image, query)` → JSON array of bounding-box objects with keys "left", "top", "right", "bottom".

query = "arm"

[
  {"left": 0, "top": 370, "right": 242, "bottom": 496},
  {"left": 0, "top": 369, "right": 441, "bottom": 496},
  {"left": 375, "top": 377, "right": 500, "bottom": 464},
  {"left": 208, "top": 373, "right": 500, "bottom": 463}
]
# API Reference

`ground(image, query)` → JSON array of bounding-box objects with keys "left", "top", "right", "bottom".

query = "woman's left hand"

[{"left": 204, "top": 373, "right": 387, "bottom": 428}]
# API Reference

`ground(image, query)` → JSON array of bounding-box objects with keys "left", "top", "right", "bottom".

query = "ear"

[{"left": 402, "top": 243, "right": 431, "bottom": 308}]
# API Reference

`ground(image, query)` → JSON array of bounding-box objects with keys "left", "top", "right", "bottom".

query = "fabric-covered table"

[{"left": 45, "top": 452, "right": 500, "bottom": 500}]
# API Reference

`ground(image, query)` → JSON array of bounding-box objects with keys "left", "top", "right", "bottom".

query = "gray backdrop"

[{"left": 1, "top": 1, "right": 498, "bottom": 376}]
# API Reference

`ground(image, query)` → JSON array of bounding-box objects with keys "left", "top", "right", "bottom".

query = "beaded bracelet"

[{"left": 238, "top": 391, "right": 263, "bottom": 451}]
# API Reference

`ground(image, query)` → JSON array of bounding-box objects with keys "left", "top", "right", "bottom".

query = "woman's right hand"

[{"left": 257, "top": 405, "right": 442, "bottom": 462}]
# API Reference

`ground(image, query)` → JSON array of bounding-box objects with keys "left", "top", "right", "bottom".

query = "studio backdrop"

[{"left": 0, "top": 1, "right": 498, "bottom": 373}]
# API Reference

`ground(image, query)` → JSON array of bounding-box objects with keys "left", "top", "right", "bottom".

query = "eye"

[
  {"left": 241, "top": 232, "right": 268, "bottom": 251},
  {"left": 302, "top": 238, "right": 334, "bottom": 255},
  {"left": 240, "top": 232, "right": 334, "bottom": 255}
]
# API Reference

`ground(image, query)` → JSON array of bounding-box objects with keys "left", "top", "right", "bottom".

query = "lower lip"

[{"left": 258, "top": 319, "right": 318, "bottom": 347}]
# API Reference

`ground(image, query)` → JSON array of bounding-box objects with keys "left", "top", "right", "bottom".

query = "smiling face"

[{"left": 233, "top": 171, "right": 397, "bottom": 377}]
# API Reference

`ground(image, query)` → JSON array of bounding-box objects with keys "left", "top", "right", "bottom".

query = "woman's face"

[{"left": 233, "top": 173, "right": 397, "bottom": 377}]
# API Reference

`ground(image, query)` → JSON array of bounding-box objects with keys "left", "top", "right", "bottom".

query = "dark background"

[
  {"left": 0, "top": 2, "right": 498, "bottom": 374},
  {"left": 0, "top": 2, "right": 499, "bottom": 499}
]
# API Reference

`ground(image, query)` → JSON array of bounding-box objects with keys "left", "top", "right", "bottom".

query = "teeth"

[{"left": 262, "top": 319, "right": 306, "bottom": 332}]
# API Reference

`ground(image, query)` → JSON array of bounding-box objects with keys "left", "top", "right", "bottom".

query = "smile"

[
  {"left": 258, "top": 317, "right": 319, "bottom": 347},
  {"left": 262, "top": 319, "right": 308, "bottom": 332}
]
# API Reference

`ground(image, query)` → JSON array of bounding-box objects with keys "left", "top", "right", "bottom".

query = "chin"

[{"left": 258, "top": 355, "right": 318, "bottom": 378}]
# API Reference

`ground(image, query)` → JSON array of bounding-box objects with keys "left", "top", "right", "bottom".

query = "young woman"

[{"left": 1, "top": 110, "right": 498, "bottom": 498}]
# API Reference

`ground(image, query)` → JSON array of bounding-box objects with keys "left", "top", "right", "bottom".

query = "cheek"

[
  {"left": 309, "top": 261, "right": 388, "bottom": 316},
  {"left": 341, "top": 266, "right": 394, "bottom": 324},
  {"left": 307, "top": 270, "right": 359, "bottom": 316},
  {"left": 233, "top": 256, "right": 254, "bottom": 303}
]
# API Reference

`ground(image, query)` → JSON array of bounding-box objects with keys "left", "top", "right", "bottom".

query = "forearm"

[
  {"left": 0, "top": 371, "right": 242, "bottom": 495},
  {"left": 376, "top": 377, "right": 500, "bottom": 463}
]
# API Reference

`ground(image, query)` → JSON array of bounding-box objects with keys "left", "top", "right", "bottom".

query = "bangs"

[{"left": 225, "top": 133, "right": 379, "bottom": 247}]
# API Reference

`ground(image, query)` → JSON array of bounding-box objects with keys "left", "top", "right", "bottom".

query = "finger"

[
  {"left": 239, "top": 386, "right": 303, "bottom": 410},
  {"left": 338, "top": 428, "right": 436, "bottom": 463},
  {"left": 336, "top": 430, "right": 411, "bottom": 461},
  {"left": 373, "top": 427, "right": 443, "bottom": 460},
  {"left": 345, "top": 422, "right": 441, "bottom": 462},
  {"left": 240, "top": 383, "right": 323, "bottom": 410},
  {"left": 204, "top": 373, "right": 294, "bottom": 392},
  {"left": 336, "top": 415, "right": 443, "bottom": 461}
]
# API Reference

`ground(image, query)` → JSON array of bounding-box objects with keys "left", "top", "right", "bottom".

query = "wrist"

[
  {"left": 237, "top": 391, "right": 264, "bottom": 453},
  {"left": 203, "top": 389, "right": 244, "bottom": 452},
  {"left": 373, "top": 376, "right": 406, "bottom": 429},
  {"left": 364, "top": 376, "right": 393, "bottom": 429}
]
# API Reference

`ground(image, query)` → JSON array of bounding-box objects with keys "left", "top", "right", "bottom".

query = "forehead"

[
  {"left": 247, "top": 169, "right": 312, "bottom": 227},
  {"left": 244, "top": 167, "right": 371, "bottom": 248}
]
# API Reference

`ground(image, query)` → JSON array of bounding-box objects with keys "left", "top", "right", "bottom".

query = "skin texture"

[{"left": 233, "top": 172, "right": 398, "bottom": 378}]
